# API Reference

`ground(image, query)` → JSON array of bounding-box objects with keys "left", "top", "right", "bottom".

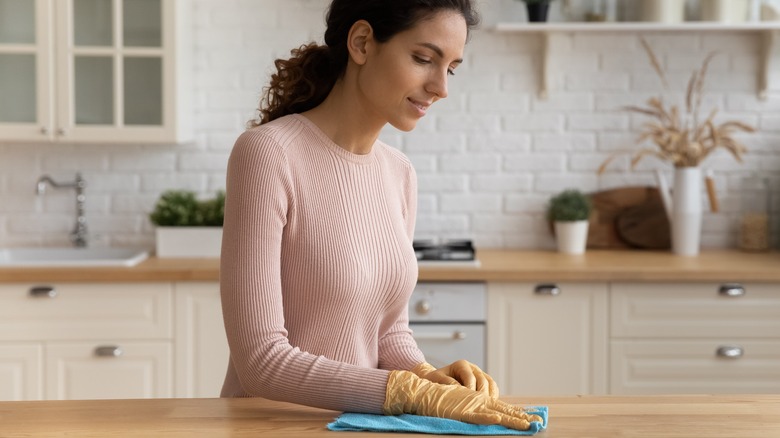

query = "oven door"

[{"left": 410, "top": 323, "right": 485, "bottom": 370}]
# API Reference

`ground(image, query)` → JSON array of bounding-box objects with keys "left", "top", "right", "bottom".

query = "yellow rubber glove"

[
  {"left": 383, "top": 370, "right": 542, "bottom": 431},
  {"left": 411, "top": 361, "right": 499, "bottom": 399}
]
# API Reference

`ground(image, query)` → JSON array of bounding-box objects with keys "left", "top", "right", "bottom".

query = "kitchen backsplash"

[{"left": 0, "top": 0, "right": 778, "bottom": 250}]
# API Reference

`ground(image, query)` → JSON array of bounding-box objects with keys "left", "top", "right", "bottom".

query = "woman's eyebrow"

[{"left": 416, "top": 42, "right": 463, "bottom": 64}]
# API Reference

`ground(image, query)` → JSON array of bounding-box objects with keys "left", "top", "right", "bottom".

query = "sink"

[{"left": 0, "top": 247, "right": 150, "bottom": 267}]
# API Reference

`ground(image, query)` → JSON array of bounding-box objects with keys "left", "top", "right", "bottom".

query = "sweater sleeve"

[
  {"left": 376, "top": 162, "right": 426, "bottom": 371},
  {"left": 220, "top": 130, "right": 390, "bottom": 413}
]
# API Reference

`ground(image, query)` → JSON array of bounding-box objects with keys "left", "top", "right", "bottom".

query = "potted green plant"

[
  {"left": 518, "top": 0, "right": 555, "bottom": 22},
  {"left": 547, "top": 189, "right": 592, "bottom": 254},
  {"left": 149, "top": 190, "right": 225, "bottom": 258}
]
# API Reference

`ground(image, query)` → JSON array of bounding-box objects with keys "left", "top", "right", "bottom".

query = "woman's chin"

[{"left": 389, "top": 119, "right": 419, "bottom": 133}]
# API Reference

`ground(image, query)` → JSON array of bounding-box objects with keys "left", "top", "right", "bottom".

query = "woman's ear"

[{"left": 346, "top": 20, "right": 373, "bottom": 65}]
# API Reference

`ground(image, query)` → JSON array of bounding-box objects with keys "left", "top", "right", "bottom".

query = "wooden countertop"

[
  {"left": 1, "top": 249, "right": 779, "bottom": 283},
  {"left": 2, "top": 394, "right": 779, "bottom": 437}
]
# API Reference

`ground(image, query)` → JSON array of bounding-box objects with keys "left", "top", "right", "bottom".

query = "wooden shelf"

[
  {"left": 495, "top": 21, "right": 780, "bottom": 32},
  {"left": 494, "top": 22, "right": 780, "bottom": 100}
]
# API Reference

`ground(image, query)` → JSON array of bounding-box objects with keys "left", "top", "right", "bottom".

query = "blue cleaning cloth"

[{"left": 327, "top": 406, "right": 547, "bottom": 435}]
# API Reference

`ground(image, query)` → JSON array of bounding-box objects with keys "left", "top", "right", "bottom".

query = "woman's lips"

[{"left": 408, "top": 98, "right": 430, "bottom": 116}]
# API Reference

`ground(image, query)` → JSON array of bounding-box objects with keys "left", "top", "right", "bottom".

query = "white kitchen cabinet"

[
  {"left": 0, "top": 0, "right": 192, "bottom": 143},
  {"left": 0, "top": 282, "right": 173, "bottom": 401},
  {"left": 174, "top": 282, "right": 229, "bottom": 398},
  {"left": 610, "top": 282, "right": 780, "bottom": 395},
  {"left": 0, "top": 344, "right": 43, "bottom": 401},
  {"left": 487, "top": 282, "right": 608, "bottom": 396}
]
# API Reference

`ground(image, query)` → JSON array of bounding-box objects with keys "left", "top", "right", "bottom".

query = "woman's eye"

[
  {"left": 447, "top": 68, "right": 455, "bottom": 76},
  {"left": 413, "top": 55, "right": 431, "bottom": 65}
]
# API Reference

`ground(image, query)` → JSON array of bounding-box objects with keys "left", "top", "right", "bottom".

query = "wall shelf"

[{"left": 494, "top": 22, "right": 780, "bottom": 100}]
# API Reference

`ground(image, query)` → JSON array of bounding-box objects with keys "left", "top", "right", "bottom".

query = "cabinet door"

[
  {"left": 487, "top": 282, "right": 608, "bottom": 395},
  {"left": 0, "top": 0, "right": 54, "bottom": 141},
  {"left": 53, "top": 0, "right": 191, "bottom": 143},
  {"left": 174, "top": 282, "right": 229, "bottom": 398},
  {"left": 0, "top": 344, "right": 43, "bottom": 401},
  {"left": 46, "top": 341, "right": 172, "bottom": 400}
]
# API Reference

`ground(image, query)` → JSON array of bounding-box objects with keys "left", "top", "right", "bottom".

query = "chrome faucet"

[{"left": 35, "top": 173, "right": 88, "bottom": 247}]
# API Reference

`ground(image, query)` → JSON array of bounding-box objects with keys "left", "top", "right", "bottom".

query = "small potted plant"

[
  {"left": 149, "top": 190, "right": 225, "bottom": 258},
  {"left": 518, "top": 0, "right": 555, "bottom": 22},
  {"left": 547, "top": 189, "right": 592, "bottom": 254}
]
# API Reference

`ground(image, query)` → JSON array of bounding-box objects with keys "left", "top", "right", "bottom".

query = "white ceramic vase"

[
  {"left": 554, "top": 220, "right": 589, "bottom": 255},
  {"left": 670, "top": 167, "right": 702, "bottom": 256}
]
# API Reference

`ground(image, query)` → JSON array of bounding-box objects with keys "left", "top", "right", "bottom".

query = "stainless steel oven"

[{"left": 408, "top": 282, "right": 486, "bottom": 369}]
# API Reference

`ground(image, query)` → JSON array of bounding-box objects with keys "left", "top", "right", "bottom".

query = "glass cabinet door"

[
  {"left": 0, "top": 0, "right": 36, "bottom": 123},
  {"left": 61, "top": 0, "right": 166, "bottom": 140},
  {"left": 0, "top": 0, "right": 53, "bottom": 139}
]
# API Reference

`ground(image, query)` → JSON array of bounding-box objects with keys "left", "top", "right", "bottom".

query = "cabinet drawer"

[
  {"left": 0, "top": 283, "right": 172, "bottom": 341},
  {"left": 46, "top": 341, "right": 173, "bottom": 400},
  {"left": 610, "top": 340, "right": 780, "bottom": 394},
  {"left": 611, "top": 283, "right": 780, "bottom": 338}
]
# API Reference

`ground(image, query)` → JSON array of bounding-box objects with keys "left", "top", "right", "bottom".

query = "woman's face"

[{"left": 356, "top": 11, "right": 468, "bottom": 132}]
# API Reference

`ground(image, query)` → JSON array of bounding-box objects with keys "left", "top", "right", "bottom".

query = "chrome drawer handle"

[
  {"left": 716, "top": 346, "right": 743, "bottom": 359},
  {"left": 29, "top": 286, "right": 57, "bottom": 298},
  {"left": 534, "top": 283, "right": 560, "bottom": 296},
  {"left": 415, "top": 300, "right": 431, "bottom": 315},
  {"left": 414, "top": 331, "right": 467, "bottom": 341},
  {"left": 94, "top": 346, "right": 123, "bottom": 357},
  {"left": 719, "top": 284, "right": 745, "bottom": 297}
]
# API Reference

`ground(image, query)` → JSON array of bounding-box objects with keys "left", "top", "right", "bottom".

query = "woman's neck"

[{"left": 301, "top": 81, "right": 383, "bottom": 155}]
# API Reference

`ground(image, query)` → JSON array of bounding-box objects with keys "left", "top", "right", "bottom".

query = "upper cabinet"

[{"left": 0, "top": 0, "right": 192, "bottom": 144}]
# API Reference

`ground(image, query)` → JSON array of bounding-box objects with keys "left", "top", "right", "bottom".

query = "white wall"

[{"left": 0, "top": 0, "right": 778, "bottom": 250}]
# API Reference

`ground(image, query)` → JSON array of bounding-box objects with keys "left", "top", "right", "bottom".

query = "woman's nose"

[{"left": 426, "top": 70, "right": 449, "bottom": 99}]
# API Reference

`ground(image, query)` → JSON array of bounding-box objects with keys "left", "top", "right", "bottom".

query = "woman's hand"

[
  {"left": 384, "top": 370, "right": 541, "bottom": 431},
  {"left": 411, "top": 360, "right": 499, "bottom": 399}
]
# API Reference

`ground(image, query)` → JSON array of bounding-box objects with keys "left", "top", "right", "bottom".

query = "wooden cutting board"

[{"left": 587, "top": 186, "right": 670, "bottom": 249}]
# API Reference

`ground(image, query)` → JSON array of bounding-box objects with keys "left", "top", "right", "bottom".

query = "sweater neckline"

[{"left": 292, "top": 114, "right": 377, "bottom": 165}]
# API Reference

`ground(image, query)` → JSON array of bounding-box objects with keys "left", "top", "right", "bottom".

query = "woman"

[{"left": 220, "top": 0, "right": 541, "bottom": 430}]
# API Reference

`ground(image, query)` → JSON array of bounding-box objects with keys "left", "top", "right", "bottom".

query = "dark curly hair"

[{"left": 250, "top": 0, "right": 480, "bottom": 127}]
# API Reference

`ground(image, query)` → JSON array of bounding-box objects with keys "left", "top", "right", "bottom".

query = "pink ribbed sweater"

[{"left": 219, "top": 114, "right": 425, "bottom": 413}]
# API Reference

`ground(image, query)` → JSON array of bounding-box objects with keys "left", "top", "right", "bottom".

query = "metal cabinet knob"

[
  {"left": 94, "top": 346, "right": 123, "bottom": 357},
  {"left": 453, "top": 330, "right": 466, "bottom": 340},
  {"left": 56, "top": 128, "right": 65, "bottom": 136},
  {"left": 40, "top": 126, "right": 48, "bottom": 135},
  {"left": 415, "top": 300, "right": 431, "bottom": 315},
  {"left": 534, "top": 283, "right": 561, "bottom": 295},
  {"left": 29, "top": 286, "right": 57, "bottom": 298},
  {"left": 716, "top": 346, "right": 744, "bottom": 359},
  {"left": 719, "top": 284, "right": 745, "bottom": 297}
]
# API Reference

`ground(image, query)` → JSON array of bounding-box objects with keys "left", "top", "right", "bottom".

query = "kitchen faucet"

[{"left": 35, "top": 173, "right": 88, "bottom": 247}]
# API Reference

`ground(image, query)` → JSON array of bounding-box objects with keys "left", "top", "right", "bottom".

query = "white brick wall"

[{"left": 1, "top": 0, "right": 778, "bottom": 250}]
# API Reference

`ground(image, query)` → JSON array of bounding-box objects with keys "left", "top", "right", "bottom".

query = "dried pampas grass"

[{"left": 598, "top": 38, "right": 755, "bottom": 173}]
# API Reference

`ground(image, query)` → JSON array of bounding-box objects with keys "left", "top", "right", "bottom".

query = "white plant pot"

[
  {"left": 554, "top": 220, "right": 589, "bottom": 255},
  {"left": 640, "top": 0, "right": 686, "bottom": 23},
  {"left": 155, "top": 227, "right": 223, "bottom": 258}
]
